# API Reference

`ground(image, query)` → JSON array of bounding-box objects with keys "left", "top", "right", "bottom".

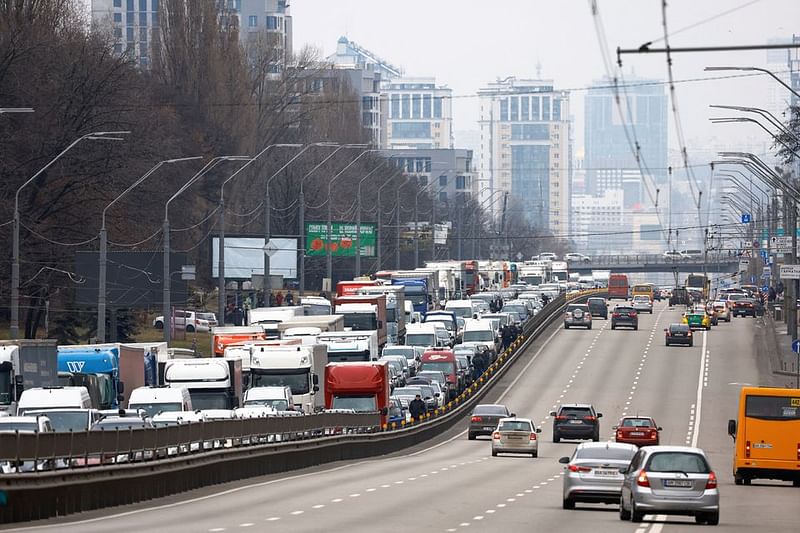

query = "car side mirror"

[
  {"left": 558, "top": 457, "right": 570, "bottom": 464},
  {"left": 612, "top": 426, "right": 618, "bottom": 430},
  {"left": 596, "top": 413, "right": 603, "bottom": 418},
  {"left": 663, "top": 328, "right": 668, "bottom": 332},
  {"left": 313, "top": 385, "right": 319, "bottom": 393},
  {"left": 434, "top": 393, "right": 440, "bottom": 398},
  {"left": 657, "top": 427, "right": 663, "bottom": 431},
  {"left": 549, "top": 411, "right": 557, "bottom": 417},
  {"left": 535, "top": 427, "right": 542, "bottom": 433},
  {"left": 727, "top": 419, "right": 736, "bottom": 438}
]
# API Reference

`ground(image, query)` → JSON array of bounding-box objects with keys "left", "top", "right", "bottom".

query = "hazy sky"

[{"left": 292, "top": 0, "right": 799, "bottom": 155}]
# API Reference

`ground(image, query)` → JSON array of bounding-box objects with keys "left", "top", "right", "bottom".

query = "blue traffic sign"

[
  {"left": 741, "top": 213, "right": 752, "bottom": 224},
  {"left": 792, "top": 340, "right": 800, "bottom": 354},
  {"left": 760, "top": 250, "right": 768, "bottom": 259}
]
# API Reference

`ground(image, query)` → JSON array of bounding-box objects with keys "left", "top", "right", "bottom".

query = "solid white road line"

[{"left": 691, "top": 331, "right": 708, "bottom": 448}]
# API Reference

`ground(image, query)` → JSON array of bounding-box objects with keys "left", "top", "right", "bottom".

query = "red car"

[{"left": 614, "top": 416, "right": 661, "bottom": 446}]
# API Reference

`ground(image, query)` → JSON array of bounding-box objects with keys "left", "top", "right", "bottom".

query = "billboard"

[
  {"left": 211, "top": 237, "right": 297, "bottom": 279},
  {"left": 305, "top": 222, "right": 376, "bottom": 257}
]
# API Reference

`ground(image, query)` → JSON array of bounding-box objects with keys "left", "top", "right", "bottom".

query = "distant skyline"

[{"left": 292, "top": 0, "right": 799, "bottom": 158}]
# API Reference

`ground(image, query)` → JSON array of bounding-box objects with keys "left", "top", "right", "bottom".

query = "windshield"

[
  {"left": 0, "top": 369, "right": 12, "bottom": 405},
  {"left": 407, "top": 293, "right": 426, "bottom": 307},
  {"left": 463, "top": 330, "right": 493, "bottom": 342},
  {"left": 393, "top": 387, "right": 422, "bottom": 396},
  {"left": 621, "top": 418, "right": 654, "bottom": 427},
  {"left": 646, "top": 452, "right": 710, "bottom": 473},
  {"left": 327, "top": 350, "right": 370, "bottom": 362},
  {"left": 420, "top": 361, "right": 454, "bottom": 374},
  {"left": 576, "top": 447, "right": 636, "bottom": 461},
  {"left": 331, "top": 395, "right": 377, "bottom": 412},
  {"left": 0, "top": 422, "right": 38, "bottom": 432},
  {"left": 251, "top": 369, "right": 310, "bottom": 394},
  {"left": 406, "top": 333, "right": 436, "bottom": 347},
  {"left": 93, "top": 420, "right": 149, "bottom": 430},
  {"left": 23, "top": 411, "right": 87, "bottom": 432},
  {"left": 129, "top": 402, "right": 183, "bottom": 418},
  {"left": 418, "top": 372, "right": 444, "bottom": 384},
  {"left": 383, "top": 347, "right": 412, "bottom": 358},
  {"left": 503, "top": 305, "right": 526, "bottom": 315},
  {"left": 425, "top": 317, "right": 454, "bottom": 331},
  {"left": 244, "top": 399, "right": 289, "bottom": 411},
  {"left": 342, "top": 313, "right": 378, "bottom": 331},
  {"left": 446, "top": 307, "right": 472, "bottom": 318},
  {"left": 499, "top": 421, "right": 532, "bottom": 431},
  {"left": 745, "top": 395, "right": 800, "bottom": 420},
  {"left": 473, "top": 405, "right": 508, "bottom": 416},
  {"left": 303, "top": 304, "right": 331, "bottom": 316},
  {"left": 189, "top": 392, "right": 232, "bottom": 410}
]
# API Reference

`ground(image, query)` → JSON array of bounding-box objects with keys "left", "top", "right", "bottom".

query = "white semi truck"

[
  {"left": 317, "top": 330, "right": 379, "bottom": 363},
  {"left": 164, "top": 359, "right": 242, "bottom": 410},
  {"left": 249, "top": 344, "right": 328, "bottom": 413}
]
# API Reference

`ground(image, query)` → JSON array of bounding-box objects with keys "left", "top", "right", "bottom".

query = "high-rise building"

[
  {"left": 382, "top": 148, "right": 473, "bottom": 204},
  {"left": 91, "top": 0, "right": 292, "bottom": 74},
  {"left": 584, "top": 76, "right": 667, "bottom": 203},
  {"left": 383, "top": 78, "right": 453, "bottom": 150},
  {"left": 477, "top": 77, "right": 572, "bottom": 236},
  {"left": 328, "top": 36, "right": 402, "bottom": 81}
]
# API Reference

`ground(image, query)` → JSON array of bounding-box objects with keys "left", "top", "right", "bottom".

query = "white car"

[
  {"left": 663, "top": 250, "right": 682, "bottom": 261},
  {"left": 631, "top": 295, "right": 653, "bottom": 314},
  {"left": 564, "top": 253, "right": 591, "bottom": 263},
  {"left": 153, "top": 310, "right": 211, "bottom": 332}
]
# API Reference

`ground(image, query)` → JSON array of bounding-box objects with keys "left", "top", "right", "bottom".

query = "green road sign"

[{"left": 305, "top": 222, "right": 376, "bottom": 257}]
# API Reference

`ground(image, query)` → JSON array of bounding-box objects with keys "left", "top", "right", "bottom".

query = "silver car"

[
  {"left": 560, "top": 442, "right": 638, "bottom": 509},
  {"left": 491, "top": 417, "right": 541, "bottom": 457},
  {"left": 620, "top": 446, "right": 720, "bottom": 525},
  {"left": 564, "top": 304, "right": 592, "bottom": 329},
  {"left": 631, "top": 295, "right": 653, "bottom": 314}
]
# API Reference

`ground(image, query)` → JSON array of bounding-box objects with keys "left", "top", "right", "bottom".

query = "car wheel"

[
  {"left": 695, "top": 515, "right": 707, "bottom": 525},
  {"left": 619, "top": 497, "right": 631, "bottom": 520},
  {"left": 634, "top": 325, "right": 638, "bottom": 330},
  {"left": 689, "top": 341, "right": 694, "bottom": 347},
  {"left": 743, "top": 478, "right": 751, "bottom": 485},
  {"left": 793, "top": 479, "right": 800, "bottom": 487},
  {"left": 587, "top": 324, "right": 592, "bottom": 330},
  {"left": 734, "top": 474, "right": 744, "bottom": 485},
  {"left": 592, "top": 431, "right": 600, "bottom": 442},
  {"left": 154, "top": 320, "right": 164, "bottom": 330},
  {"left": 562, "top": 497, "right": 575, "bottom": 510},
  {"left": 631, "top": 501, "right": 644, "bottom": 522},
  {"left": 553, "top": 433, "right": 561, "bottom": 443},
  {"left": 492, "top": 450, "right": 498, "bottom": 457},
  {"left": 611, "top": 324, "right": 616, "bottom": 330},
  {"left": 468, "top": 433, "right": 476, "bottom": 441},
  {"left": 186, "top": 324, "right": 195, "bottom": 333},
  {"left": 531, "top": 450, "right": 538, "bottom": 458},
  {"left": 665, "top": 341, "right": 670, "bottom": 346},
  {"left": 706, "top": 511, "right": 720, "bottom": 525},
  {"left": 564, "top": 324, "right": 570, "bottom": 329}
]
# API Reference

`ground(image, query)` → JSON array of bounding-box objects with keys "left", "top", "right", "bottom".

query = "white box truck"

[
  {"left": 164, "top": 359, "right": 242, "bottom": 410},
  {"left": 249, "top": 344, "right": 328, "bottom": 413},
  {"left": 317, "top": 331, "right": 379, "bottom": 363}
]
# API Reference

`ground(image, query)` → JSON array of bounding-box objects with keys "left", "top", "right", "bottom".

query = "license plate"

[
  {"left": 673, "top": 333, "right": 685, "bottom": 337},
  {"left": 663, "top": 479, "right": 693, "bottom": 488},
  {"left": 630, "top": 432, "right": 644, "bottom": 436},
  {"left": 570, "top": 420, "right": 582, "bottom": 424},
  {"left": 483, "top": 426, "right": 494, "bottom": 431},
  {"left": 594, "top": 469, "right": 617, "bottom": 477}
]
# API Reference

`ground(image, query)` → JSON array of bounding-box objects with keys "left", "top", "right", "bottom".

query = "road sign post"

[{"left": 741, "top": 213, "right": 751, "bottom": 224}]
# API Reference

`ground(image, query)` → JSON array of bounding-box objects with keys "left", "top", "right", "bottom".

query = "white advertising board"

[{"left": 212, "top": 237, "right": 297, "bottom": 279}]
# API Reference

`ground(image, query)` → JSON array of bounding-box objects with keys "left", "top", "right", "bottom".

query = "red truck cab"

[
  {"left": 419, "top": 349, "right": 459, "bottom": 400},
  {"left": 324, "top": 362, "right": 390, "bottom": 426},
  {"left": 336, "top": 280, "right": 381, "bottom": 297}
]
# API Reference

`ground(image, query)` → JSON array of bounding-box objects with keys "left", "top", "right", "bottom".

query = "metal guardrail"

[
  {"left": 577, "top": 254, "right": 738, "bottom": 266},
  {"left": 0, "top": 290, "right": 600, "bottom": 524}
]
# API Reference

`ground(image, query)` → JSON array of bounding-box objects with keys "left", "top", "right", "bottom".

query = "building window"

[
  {"left": 531, "top": 97, "right": 540, "bottom": 120},
  {"left": 152, "top": 0, "right": 159, "bottom": 10},
  {"left": 248, "top": 15, "right": 257, "bottom": 27},
  {"left": 266, "top": 16, "right": 278, "bottom": 29},
  {"left": 113, "top": 0, "right": 122, "bottom": 7},
  {"left": 391, "top": 122, "right": 431, "bottom": 138},
  {"left": 126, "top": 0, "right": 134, "bottom": 10},
  {"left": 139, "top": 27, "right": 147, "bottom": 40},
  {"left": 439, "top": 174, "right": 447, "bottom": 186},
  {"left": 139, "top": 42, "right": 147, "bottom": 56},
  {"left": 423, "top": 94, "right": 432, "bottom": 118},
  {"left": 542, "top": 96, "right": 551, "bottom": 120},
  {"left": 126, "top": 27, "right": 134, "bottom": 41},
  {"left": 553, "top": 98, "right": 561, "bottom": 121},
  {"left": 401, "top": 94, "right": 410, "bottom": 118},
  {"left": 113, "top": 43, "right": 123, "bottom": 54},
  {"left": 227, "top": 0, "right": 241, "bottom": 9},
  {"left": 456, "top": 175, "right": 466, "bottom": 190},
  {"left": 390, "top": 94, "right": 400, "bottom": 119},
  {"left": 500, "top": 98, "right": 508, "bottom": 121},
  {"left": 113, "top": 13, "right": 122, "bottom": 22},
  {"left": 126, "top": 11, "right": 134, "bottom": 25},
  {"left": 139, "top": 0, "right": 147, "bottom": 10},
  {"left": 139, "top": 12, "right": 147, "bottom": 26},
  {"left": 439, "top": 191, "right": 448, "bottom": 203},
  {"left": 433, "top": 97, "right": 442, "bottom": 118},
  {"left": 521, "top": 96, "right": 529, "bottom": 121},
  {"left": 510, "top": 96, "right": 519, "bottom": 121},
  {"left": 113, "top": 27, "right": 122, "bottom": 38},
  {"left": 412, "top": 94, "right": 421, "bottom": 118},
  {"left": 511, "top": 124, "right": 550, "bottom": 140},
  {"left": 152, "top": 10, "right": 158, "bottom": 25}
]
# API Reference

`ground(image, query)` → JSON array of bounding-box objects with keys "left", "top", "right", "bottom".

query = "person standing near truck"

[{"left": 409, "top": 394, "right": 426, "bottom": 422}]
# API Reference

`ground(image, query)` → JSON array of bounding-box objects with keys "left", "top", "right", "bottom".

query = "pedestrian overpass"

[{"left": 566, "top": 254, "right": 739, "bottom": 275}]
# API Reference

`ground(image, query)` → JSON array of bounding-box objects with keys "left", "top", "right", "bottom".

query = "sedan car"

[
  {"left": 550, "top": 404, "right": 602, "bottom": 443},
  {"left": 664, "top": 323, "right": 693, "bottom": 346},
  {"left": 620, "top": 446, "right": 720, "bottom": 525},
  {"left": 631, "top": 295, "right": 653, "bottom": 314},
  {"left": 564, "top": 304, "right": 592, "bottom": 330},
  {"left": 491, "top": 417, "right": 541, "bottom": 457},
  {"left": 560, "top": 442, "right": 638, "bottom": 509},
  {"left": 614, "top": 416, "right": 661, "bottom": 446},
  {"left": 565, "top": 252, "right": 591, "bottom": 263},
  {"left": 469, "top": 404, "right": 512, "bottom": 440},
  {"left": 732, "top": 297, "right": 756, "bottom": 317},
  {"left": 611, "top": 306, "right": 638, "bottom": 330}
]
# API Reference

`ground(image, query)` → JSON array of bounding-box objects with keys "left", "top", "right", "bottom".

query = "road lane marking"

[
  {"left": 691, "top": 331, "right": 708, "bottom": 448},
  {"left": 265, "top": 517, "right": 280, "bottom": 522},
  {"left": 312, "top": 504, "right": 325, "bottom": 509}
]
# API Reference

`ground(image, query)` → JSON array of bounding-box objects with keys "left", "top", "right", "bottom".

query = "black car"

[
  {"left": 550, "top": 404, "right": 602, "bottom": 443},
  {"left": 468, "top": 404, "right": 512, "bottom": 440},
  {"left": 611, "top": 306, "right": 638, "bottom": 330},
  {"left": 664, "top": 323, "right": 693, "bottom": 346},
  {"left": 586, "top": 297, "right": 608, "bottom": 319}
]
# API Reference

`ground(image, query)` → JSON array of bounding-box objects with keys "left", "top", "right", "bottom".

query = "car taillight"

[
  {"left": 492, "top": 432, "right": 501, "bottom": 440},
  {"left": 637, "top": 470, "right": 650, "bottom": 487},
  {"left": 745, "top": 440, "right": 751, "bottom": 458},
  {"left": 471, "top": 416, "right": 482, "bottom": 423},
  {"left": 612, "top": 312, "right": 620, "bottom": 318},
  {"left": 530, "top": 432, "right": 537, "bottom": 441},
  {"left": 650, "top": 430, "right": 658, "bottom": 439},
  {"left": 584, "top": 416, "right": 596, "bottom": 421},
  {"left": 687, "top": 331, "right": 692, "bottom": 337},
  {"left": 554, "top": 416, "right": 567, "bottom": 421},
  {"left": 568, "top": 464, "right": 591, "bottom": 473},
  {"left": 796, "top": 443, "right": 800, "bottom": 461},
  {"left": 629, "top": 313, "right": 636, "bottom": 318},
  {"left": 616, "top": 430, "right": 624, "bottom": 439},
  {"left": 705, "top": 471, "right": 717, "bottom": 489}
]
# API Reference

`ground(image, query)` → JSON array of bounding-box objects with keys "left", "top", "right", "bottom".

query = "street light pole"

[
  {"left": 11, "top": 130, "right": 129, "bottom": 339},
  {"left": 163, "top": 156, "right": 249, "bottom": 343},
  {"left": 376, "top": 170, "right": 403, "bottom": 272},
  {"left": 395, "top": 175, "right": 411, "bottom": 270},
  {"left": 356, "top": 159, "right": 391, "bottom": 276},
  {"left": 99, "top": 156, "right": 202, "bottom": 342}
]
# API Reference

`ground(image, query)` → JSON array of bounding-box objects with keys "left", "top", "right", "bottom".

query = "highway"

[{"left": 8, "top": 301, "right": 799, "bottom": 532}]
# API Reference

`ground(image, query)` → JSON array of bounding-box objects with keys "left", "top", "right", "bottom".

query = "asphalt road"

[{"left": 8, "top": 301, "right": 799, "bottom": 532}]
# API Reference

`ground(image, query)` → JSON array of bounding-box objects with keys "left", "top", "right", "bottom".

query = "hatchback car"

[
  {"left": 614, "top": 416, "right": 661, "bottom": 446},
  {"left": 665, "top": 323, "right": 693, "bottom": 346},
  {"left": 560, "top": 442, "right": 638, "bottom": 509},
  {"left": 711, "top": 301, "right": 731, "bottom": 323},
  {"left": 586, "top": 297, "right": 608, "bottom": 319},
  {"left": 631, "top": 295, "right": 653, "bottom": 314},
  {"left": 564, "top": 304, "right": 592, "bottom": 330},
  {"left": 491, "top": 417, "right": 541, "bottom": 457},
  {"left": 620, "top": 446, "right": 720, "bottom": 525},
  {"left": 550, "top": 404, "right": 602, "bottom": 442},
  {"left": 611, "top": 306, "right": 638, "bottom": 330},
  {"left": 683, "top": 311, "right": 711, "bottom": 330},
  {"left": 469, "top": 404, "right": 512, "bottom": 440}
]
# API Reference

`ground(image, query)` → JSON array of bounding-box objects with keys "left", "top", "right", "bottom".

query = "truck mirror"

[
  {"left": 313, "top": 385, "right": 319, "bottom": 393},
  {"left": 313, "top": 374, "right": 319, "bottom": 385},
  {"left": 117, "top": 394, "right": 125, "bottom": 404},
  {"left": 117, "top": 382, "right": 125, "bottom": 395},
  {"left": 727, "top": 419, "right": 736, "bottom": 438},
  {"left": 380, "top": 407, "right": 389, "bottom": 416},
  {"left": 14, "top": 375, "right": 23, "bottom": 385}
]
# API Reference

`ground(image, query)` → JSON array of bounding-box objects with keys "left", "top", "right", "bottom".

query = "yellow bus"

[
  {"left": 630, "top": 283, "right": 655, "bottom": 301},
  {"left": 727, "top": 386, "right": 800, "bottom": 486}
]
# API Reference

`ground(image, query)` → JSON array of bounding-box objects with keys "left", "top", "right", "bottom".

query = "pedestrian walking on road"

[
  {"left": 275, "top": 291, "right": 284, "bottom": 306},
  {"left": 409, "top": 394, "right": 426, "bottom": 422},
  {"left": 285, "top": 291, "right": 294, "bottom": 306}
]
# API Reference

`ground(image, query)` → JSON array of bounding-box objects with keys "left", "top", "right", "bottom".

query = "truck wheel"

[
  {"left": 186, "top": 324, "right": 195, "bottom": 333},
  {"left": 793, "top": 479, "right": 800, "bottom": 487},
  {"left": 154, "top": 320, "right": 164, "bottom": 329},
  {"left": 468, "top": 432, "right": 476, "bottom": 441}
]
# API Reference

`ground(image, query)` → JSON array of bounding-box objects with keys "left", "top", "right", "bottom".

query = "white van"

[
  {"left": 243, "top": 386, "right": 294, "bottom": 411},
  {"left": 405, "top": 323, "right": 439, "bottom": 348},
  {"left": 17, "top": 386, "right": 92, "bottom": 415},
  {"left": 444, "top": 299, "right": 477, "bottom": 319},
  {"left": 462, "top": 319, "right": 500, "bottom": 357},
  {"left": 128, "top": 386, "right": 193, "bottom": 418}
]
